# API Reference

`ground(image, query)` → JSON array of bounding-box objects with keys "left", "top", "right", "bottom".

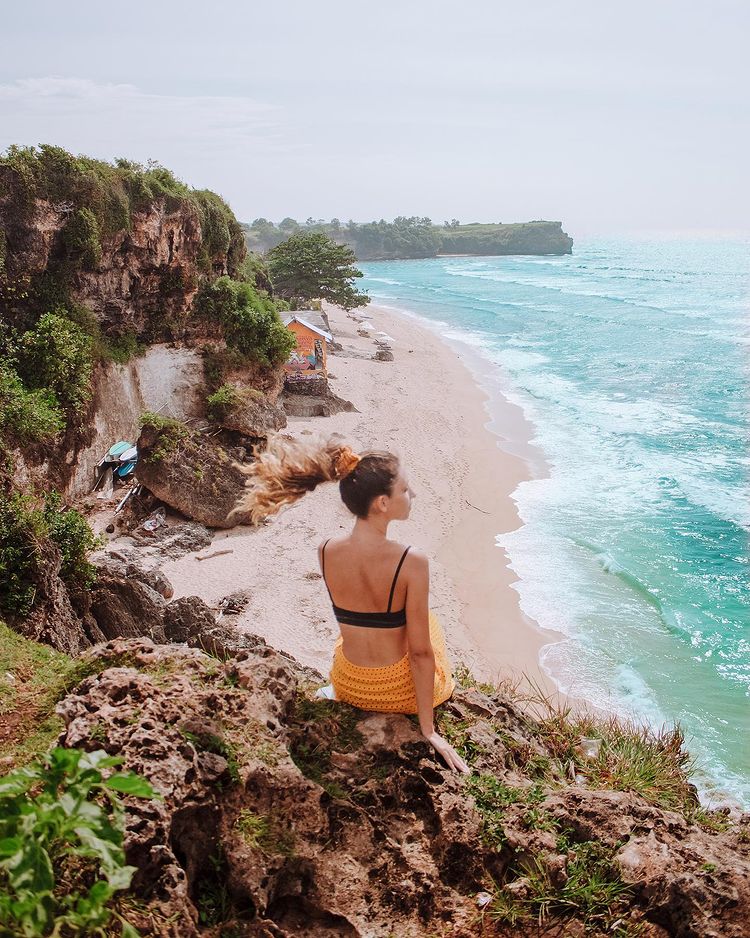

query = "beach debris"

[
  {"left": 578, "top": 736, "right": 603, "bottom": 759},
  {"left": 141, "top": 507, "right": 167, "bottom": 532},
  {"left": 115, "top": 482, "right": 141, "bottom": 514},
  {"left": 128, "top": 521, "right": 213, "bottom": 560},
  {"left": 475, "top": 891, "right": 492, "bottom": 909},
  {"left": 94, "top": 440, "right": 138, "bottom": 490},
  {"left": 217, "top": 589, "right": 252, "bottom": 619},
  {"left": 196, "top": 548, "right": 234, "bottom": 562},
  {"left": 465, "top": 498, "right": 491, "bottom": 515}
]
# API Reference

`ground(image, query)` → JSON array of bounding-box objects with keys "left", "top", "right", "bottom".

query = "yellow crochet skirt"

[{"left": 330, "top": 611, "right": 455, "bottom": 713}]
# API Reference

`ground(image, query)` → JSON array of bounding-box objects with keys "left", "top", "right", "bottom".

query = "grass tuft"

[
  {"left": 491, "top": 840, "right": 632, "bottom": 931},
  {"left": 234, "top": 809, "right": 294, "bottom": 856}
]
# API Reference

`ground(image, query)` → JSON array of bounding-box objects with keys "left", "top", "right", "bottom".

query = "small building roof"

[{"left": 282, "top": 312, "right": 333, "bottom": 341}]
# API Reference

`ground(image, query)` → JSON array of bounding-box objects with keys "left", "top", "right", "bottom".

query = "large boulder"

[
  {"left": 210, "top": 386, "right": 287, "bottom": 437},
  {"left": 87, "top": 557, "right": 169, "bottom": 643},
  {"left": 136, "top": 422, "right": 249, "bottom": 528}
]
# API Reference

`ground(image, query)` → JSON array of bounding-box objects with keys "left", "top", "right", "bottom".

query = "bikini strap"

[
  {"left": 387, "top": 547, "right": 411, "bottom": 612},
  {"left": 320, "top": 539, "right": 333, "bottom": 599}
]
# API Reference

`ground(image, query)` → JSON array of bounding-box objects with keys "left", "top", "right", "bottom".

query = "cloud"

[{"left": 0, "top": 77, "right": 290, "bottom": 165}]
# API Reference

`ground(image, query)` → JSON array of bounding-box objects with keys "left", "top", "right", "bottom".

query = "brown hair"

[{"left": 232, "top": 435, "right": 400, "bottom": 524}]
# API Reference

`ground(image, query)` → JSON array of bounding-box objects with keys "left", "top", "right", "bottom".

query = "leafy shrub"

[
  {"left": 0, "top": 363, "right": 64, "bottom": 444},
  {"left": 61, "top": 207, "right": 102, "bottom": 269},
  {"left": 15, "top": 312, "right": 93, "bottom": 415},
  {"left": 42, "top": 492, "right": 99, "bottom": 585},
  {"left": 0, "top": 746, "right": 155, "bottom": 937},
  {"left": 195, "top": 276, "right": 295, "bottom": 366},
  {"left": 103, "top": 330, "right": 145, "bottom": 364},
  {"left": 206, "top": 383, "right": 241, "bottom": 420},
  {"left": 0, "top": 492, "right": 98, "bottom": 618},
  {"left": 138, "top": 411, "right": 191, "bottom": 461}
]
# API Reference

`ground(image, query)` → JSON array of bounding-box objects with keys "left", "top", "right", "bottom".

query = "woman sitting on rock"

[{"left": 235, "top": 436, "right": 469, "bottom": 774}]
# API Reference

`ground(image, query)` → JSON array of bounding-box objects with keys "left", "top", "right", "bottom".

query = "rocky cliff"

[
  {"left": 25, "top": 632, "right": 749, "bottom": 937},
  {"left": 0, "top": 146, "right": 291, "bottom": 637},
  {"left": 0, "top": 146, "right": 244, "bottom": 341}
]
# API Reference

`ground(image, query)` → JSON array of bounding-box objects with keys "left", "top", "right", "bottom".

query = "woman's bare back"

[{"left": 319, "top": 535, "right": 414, "bottom": 667}]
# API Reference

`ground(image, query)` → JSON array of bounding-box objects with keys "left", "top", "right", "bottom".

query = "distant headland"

[{"left": 244, "top": 216, "right": 574, "bottom": 260}]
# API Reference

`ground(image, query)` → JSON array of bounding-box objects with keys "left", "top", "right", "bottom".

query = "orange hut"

[{"left": 283, "top": 313, "right": 333, "bottom": 380}]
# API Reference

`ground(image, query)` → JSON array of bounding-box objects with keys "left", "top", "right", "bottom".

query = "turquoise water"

[{"left": 359, "top": 238, "right": 750, "bottom": 804}]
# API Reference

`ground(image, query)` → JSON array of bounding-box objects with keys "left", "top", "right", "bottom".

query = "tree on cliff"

[{"left": 267, "top": 233, "right": 369, "bottom": 310}]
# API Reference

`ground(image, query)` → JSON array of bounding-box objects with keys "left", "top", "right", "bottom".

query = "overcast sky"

[{"left": 2, "top": 1, "right": 748, "bottom": 236}]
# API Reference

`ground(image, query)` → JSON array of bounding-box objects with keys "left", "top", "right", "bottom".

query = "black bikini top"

[{"left": 321, "top": 540, "right": 410, "bottom": 629}]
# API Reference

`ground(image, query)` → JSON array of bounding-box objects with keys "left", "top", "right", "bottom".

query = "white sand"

[{"left": 161, "top": 303, "right": 562, "bottom": 689}]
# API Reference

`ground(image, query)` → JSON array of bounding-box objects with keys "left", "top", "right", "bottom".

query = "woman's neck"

[{"left": 351, "top": 515, "right": 389, "bottom": 542}]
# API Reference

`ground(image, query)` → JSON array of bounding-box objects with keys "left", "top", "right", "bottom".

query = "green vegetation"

[
  {"left": 437, "top": 712, "right": 485, "bottom": 764},
  {"left": 289, "top": 695, "right": 364, "bottom": 799},
  {"left": 195, "top": 276, "right": 295, "bottom": 366},
  {"left": 467, "top": 774, "right": 544, "bottom": 848},
  {"left": 691, "top": 806, "right": 731, "bottom": 833},
  {"left": 206, "top": 383, "right": 242, "bottom": 419},
  {"left": 0, "top": 746, "right": 155, "bottom": 937},
  {"left": 234, "top": 810, "right": 295, "bottom": 856},
  {"left": 138, "top": 411, "right": 191, "bottom": 461},
  {"left": 193, "top": 189, "right": 246, "bottom": 274},
  {"left": 440, "top": 220, "right": 572, "bottom": 256},
  {"left": 245, "top": 216, "right": 573, "bottom": 260},
  {"left": 15, "top": 312, "right": 93, "bottom": 415},
  {"left": 490, "top": 840, "right": 632, "bottom": 932},
  {"left": 525, "top": 700, "right": 697, "bottom": 813},
  {"left": 61, "top": 206, "right": 102, "bottom": 269},
  {"left": 0, "top": 310, "right": 94, "bottom": 449},
  {"left": 103, "top": 330, "right": 145, "bottom": 364},
  {"left": 0, "top": 622, "right": 85, "bottom": 767},
  {"left": 267, "top": 232, "right": 369, "bottom": 310},
  {"left": 0, "top": 361, "right": 65, "bottom": 444},
  {"left": 0, "top": 491, "right": 99, "bottom": 618},
  {"left": 179, "top": 728, "right": 240, "bottom": 785},
  {"left": 206, "top": 383, "right": 263, "bottom": 422}
]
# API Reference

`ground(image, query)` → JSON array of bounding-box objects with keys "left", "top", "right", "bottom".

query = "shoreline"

[{"left": 161, "top": 301, "right": 564, "bottom": 697}]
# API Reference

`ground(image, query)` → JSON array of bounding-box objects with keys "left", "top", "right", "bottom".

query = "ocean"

[{"left": 358, "top": 237, "right": 750, "bottom": 805}]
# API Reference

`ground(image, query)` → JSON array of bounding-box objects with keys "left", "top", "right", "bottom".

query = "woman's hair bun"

[{"left": 333, "top": 448, "right": 361, "bottom": 480}]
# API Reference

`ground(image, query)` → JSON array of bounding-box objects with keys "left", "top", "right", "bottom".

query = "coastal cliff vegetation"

[
  {"left": 245, "top": 215, "right": 574, "bottom": 260},
  {"left": 0, "top": 146, "right": 292, "bottom": 457},
  {"left": 0, "top": 145, "right": 293, "bottom": 630}
]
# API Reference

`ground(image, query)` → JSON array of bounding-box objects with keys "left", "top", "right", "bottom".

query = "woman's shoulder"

[{"left": 389, "top": 541, "right": 428, "bottom": 568}]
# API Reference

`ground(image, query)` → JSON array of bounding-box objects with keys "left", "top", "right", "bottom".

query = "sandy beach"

[{"left": 162, "top": 302, "right": 562, "bottom": 692}]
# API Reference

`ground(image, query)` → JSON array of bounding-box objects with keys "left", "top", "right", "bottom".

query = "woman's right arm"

[{"left": 405, "top": 552, "right": 469, "bottom": 775}]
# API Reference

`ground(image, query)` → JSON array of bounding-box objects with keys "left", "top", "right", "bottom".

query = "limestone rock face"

[
  {"left": 54, "top": 638, "right": 750, "bottom": 938},
  {"left": 0, "top": 178, "right": 209, "bottom": 338},
  {"left": 135, "top": 424, "right": 249, "bottom": 528},
  {"left": 216, "top": 392, "right": 288, "bottom": 437},
  {"left": 87, "top": 557, "right": 169, "bottom": 643},
  {"left": 16, "top": 539, "right": 105, "bottom": 655}
]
